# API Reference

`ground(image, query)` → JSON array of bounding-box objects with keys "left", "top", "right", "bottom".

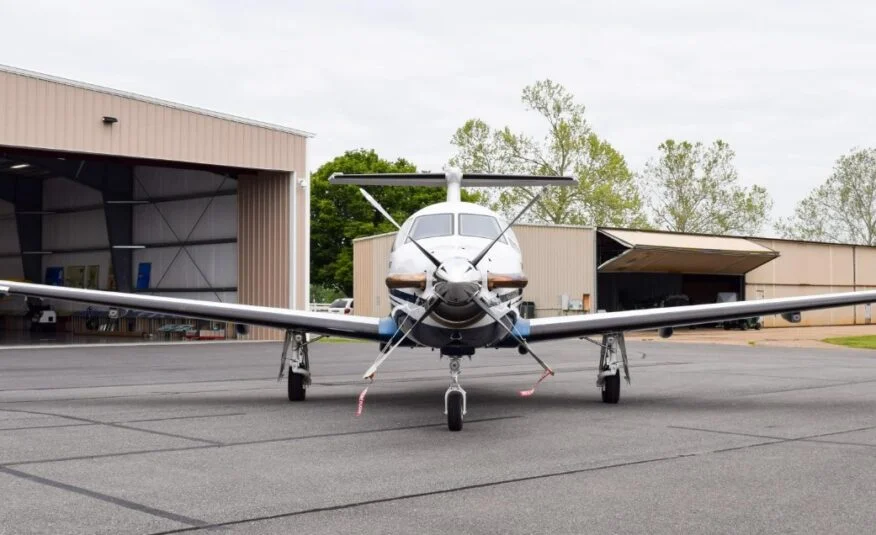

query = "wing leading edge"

[
  {"left": 527, "top": 290, "right": 876, "bottom": 341},
  {"left": 0, "top": 281, "right": 383, "bottom": 341}
]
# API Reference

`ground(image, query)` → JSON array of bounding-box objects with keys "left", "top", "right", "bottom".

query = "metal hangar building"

[
  {"left": 353, "top": 226, "right": 876, "bottom": 328},
  {"left": 0, "top": 65, "right": 312, "bottom": 341}
]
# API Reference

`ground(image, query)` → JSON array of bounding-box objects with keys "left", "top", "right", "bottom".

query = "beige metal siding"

[
  {"left": 353, "top": 233, "right": 395, "bottom": 317},
  {"left": 747, "top": 240, "right": 854, "bottom": 286},
  {"left": 747, "top": 239, "right": 859, "bottom": 327},
  {"left": 515, "top": 226, "right": 595, "bottom": 316},
  {"left": 855, "top": 247, "right": 876, "bottom": 286},
  {"left": 745, "top": 284, "right": 856, "bottom": 327},
  {"left": 238, "top": 172, "right": 291, "bottom": 340},
  {"left": 0, "top": 68, "right": 307, "bottom": 171},
  {"left": 352, "top": 225, "right": 595, "bottom": 318}
]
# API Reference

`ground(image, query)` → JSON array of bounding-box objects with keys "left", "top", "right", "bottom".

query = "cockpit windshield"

[
  {"left": 459, "top": 214, "right": 505, "bottom": 242},
  {"left": 409, "top": 213, "right": 453, "bottom": 240}
]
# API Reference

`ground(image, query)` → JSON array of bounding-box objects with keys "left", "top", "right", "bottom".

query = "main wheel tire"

[
  {"left": 741, "top": 322, "right": 749, "bottom": 331},
  {"left": 288, "top": 372, "right": 306, "bottom": 402},
  {"left": 754, "top": 322, "right": 763, "bottom": 330},
  {"left": 601, "top": 372, "right": 620, "bottom": 404},
  {"left": 447, "top": 391, "right": 464, "bottom": 431}
]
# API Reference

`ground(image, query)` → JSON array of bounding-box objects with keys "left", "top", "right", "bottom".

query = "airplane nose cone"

[{"left": 434, "top": 258, "right": 482, "bottom": 305}]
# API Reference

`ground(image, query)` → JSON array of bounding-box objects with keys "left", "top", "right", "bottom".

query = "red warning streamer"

[
  {"left": 519, "top": 369, "right": 554, "bottom": 397},
  {"left": 356, "top": 387, "right": 369, "bottom": 416}
]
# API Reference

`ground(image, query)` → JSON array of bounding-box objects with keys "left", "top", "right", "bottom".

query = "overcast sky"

[{"left": 2, "top": 0, "right": 875, "bottom": 229}]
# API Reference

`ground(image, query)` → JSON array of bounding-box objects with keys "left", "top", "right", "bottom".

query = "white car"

[{"left": 327, "top": 297, "right": 354, "bottom": 314}]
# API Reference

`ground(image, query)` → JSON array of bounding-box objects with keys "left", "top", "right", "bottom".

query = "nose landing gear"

[{"left": 444, "top": 357, "right": 467, "bottom": 431}]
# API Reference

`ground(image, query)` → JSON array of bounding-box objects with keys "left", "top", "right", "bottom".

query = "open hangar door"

[
  {"left": 0, "top": 150, "right": 240, "bottom": 341},
  {"left": 595, "top": 229, "right": 779, "bottom": 322}
]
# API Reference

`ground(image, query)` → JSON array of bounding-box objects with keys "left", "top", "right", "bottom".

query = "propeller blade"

[
  {"left": 487, "top": 273, "right": 528, "bottom": 290},
  {"left": 472, "top": 297, "right": 553, "bottom": 375},
  {"left": 362, "top": 298, "right": 440, "bottom": 380},
  {"left": 358, "top": 188, "right": 442, "bottom": 268},
  {"left": 385, "top": 273, "right": 427, "bottom": 290},
  {"left": 470, "top": 189, "right": 545, "bottom": 267},
  {"left": 359, "top": 188, "right": 401, "bottom": 229}
]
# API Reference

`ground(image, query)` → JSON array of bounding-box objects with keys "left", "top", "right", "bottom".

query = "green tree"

[
  {"left": 310, "top": 149, "right": 479, "bottom": 296},
  {"left": 449, "top": 80, "right": 647, "bottom": 227},
  {"left": 776, "top": 148, "right": 876, "bottom": 245},
  {"left": 642, "top": 139, "right": 772, "bottom": 235}
]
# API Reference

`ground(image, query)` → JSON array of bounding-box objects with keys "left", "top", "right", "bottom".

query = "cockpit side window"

[
  {"left": 408, "top": 213, "right": 454, "bottom": 241},
  {"left": 459, "top": 214, "right": 506, "bottom": 243}
]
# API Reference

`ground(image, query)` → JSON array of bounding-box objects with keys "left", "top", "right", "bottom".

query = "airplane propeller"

[
  {"left": 355, "top": 184, "right": 553, "bottom": 410},
  {"left": 469, "top": 190, "right": 545, "bottom": 267},
  {"left": 359, "top": 188, "right": 441, "bottom": 267}
]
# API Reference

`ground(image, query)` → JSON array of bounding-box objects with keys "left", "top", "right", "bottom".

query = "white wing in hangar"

[
  {"left": 0, "top": 281, "right": 387, "bottom": 341},
  {"left": 524, "top": 290, "right": 876, "bottom": 341}
]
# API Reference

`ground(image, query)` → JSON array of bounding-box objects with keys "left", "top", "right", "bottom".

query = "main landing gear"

[
  {"left": 596, "top": 332, "right": 630, "bottom": 404},
  {"left": 279, "top": 330, "right": 311, "bottom": 402},
  {"left": 444, "top": 356, "right": 467, "bottom": 431}
]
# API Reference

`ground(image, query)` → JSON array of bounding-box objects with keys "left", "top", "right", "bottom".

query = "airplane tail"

[{"left": 328, "top": 168, "right": 576, "bottom": 203}]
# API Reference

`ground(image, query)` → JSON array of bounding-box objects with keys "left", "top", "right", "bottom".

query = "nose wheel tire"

[
  {"left": 288, "top": 372, "right": 306, "bottom": 401},
  {"left": 447, "top": 390, "right": 464, "bottom": 431},
  {"left": 601, "top": 372, "right": 620, "bottom": 404}
]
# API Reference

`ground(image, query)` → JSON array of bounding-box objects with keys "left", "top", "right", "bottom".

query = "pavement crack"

[
  {"left": 144, "top": 437, "right": 784, "bottom": 535},
  {"left": 668, "top": 425, "right": 785, "bottom": 441},
  {"left": 1, "top": 416, "right": 522, "bottom": 467},
  {"left": 741, "top": 378, "right": 876, "bottom": 397},
  {"left": 668, "top": 423, "right": 876, "bottom": 449},
  {"left": 0, "top": 407, "right": 223, "bottom": 446},
  {"left": 115, "top": 412, "right": 247, "bottom": 424},
  {"left": 0, "top": 465, "right": 211, "bottom": 528}
]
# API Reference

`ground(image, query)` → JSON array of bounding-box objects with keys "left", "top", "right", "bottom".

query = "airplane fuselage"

[{"left": 386, "top": 201, "right": 525, "bottom": 352}]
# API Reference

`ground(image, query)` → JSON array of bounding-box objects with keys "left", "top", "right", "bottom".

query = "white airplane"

[{"left": 3, "top": 168, "right": 876, "bottom": 431}]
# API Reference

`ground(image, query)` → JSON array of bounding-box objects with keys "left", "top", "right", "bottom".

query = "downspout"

[
  {"left": 304, "top": 171, "right": 311, "bottom": 308},
  {"left": 290, "top": 171, "right": 297, "bottom": 310}
]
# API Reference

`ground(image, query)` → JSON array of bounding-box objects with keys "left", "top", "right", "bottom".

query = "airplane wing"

[
  {"left": 0, "top": 281, "right": 385, "bottom": 341},
  {"left": 526, "top": 290, "right": 876, "bottom": 341}
]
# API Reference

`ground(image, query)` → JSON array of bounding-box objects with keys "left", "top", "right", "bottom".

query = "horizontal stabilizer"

[{"left": 328, "top": 171, "right": 576, "bottom": 187}]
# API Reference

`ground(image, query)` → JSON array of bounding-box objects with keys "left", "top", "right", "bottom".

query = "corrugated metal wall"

[
  {"left": 0, "top": 66, "right": 311, "bottom": 340},
  {"left": 353, "top": 232, "right": 395, "bottom": 317},
  {"left": 747, "top": 239, "right": 876, "bottom": 327},
  {"left": 352, "top": 225, "right": 596, "bottom": 318},
  {"left": 0, "top": 67, "right": 307, "bottom": 172},
  {"left": 237, "top": 171, "right": 308, "bottom": 340},
  {"left": 515, "top": 225, "right": 595, "bottom": 316}
]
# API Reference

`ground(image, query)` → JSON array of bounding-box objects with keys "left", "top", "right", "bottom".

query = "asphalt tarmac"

[{"left": 1, "top": 338, "right": 875, "bottom": 534}]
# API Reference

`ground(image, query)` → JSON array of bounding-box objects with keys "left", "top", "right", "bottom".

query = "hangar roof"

[
  {"left": 0, "top": 64, "right": 311, "bottom": 172},
  {"left": 598, "top": 228, "right": 779, "bottom": 275}
]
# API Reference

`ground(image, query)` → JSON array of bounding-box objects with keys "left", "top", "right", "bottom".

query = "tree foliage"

[
  {"left": 641, "top": 139, "right": 772, "bottom": 235},
  {"left": 449, "top": 80, "right": 647, "bottom": 227},
  {"left": 310, "top": 149, "right": 479, "bottom": 296},
  {"left": 776, "top": 148, "right": 876, "bottom": 245}
]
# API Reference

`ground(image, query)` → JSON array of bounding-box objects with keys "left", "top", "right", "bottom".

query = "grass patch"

[{"left": 823, "top": 335, "right": 876, "bottom": 349}]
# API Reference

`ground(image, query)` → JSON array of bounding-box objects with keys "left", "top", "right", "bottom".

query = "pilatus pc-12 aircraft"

[{"left": 3, "top": 169, "right": 876, "bottom": 431}]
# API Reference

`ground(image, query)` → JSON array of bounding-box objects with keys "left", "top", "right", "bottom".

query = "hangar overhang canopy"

[{"left": 597, "top": 228, "right": 779, "bottom": 275}]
